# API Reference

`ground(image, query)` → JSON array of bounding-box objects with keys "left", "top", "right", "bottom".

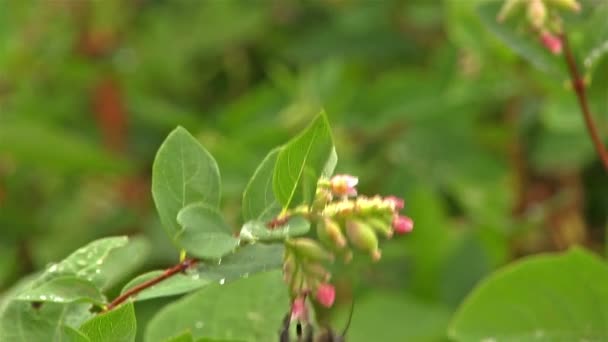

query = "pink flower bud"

[
  {"left": 329, "top": 174, "right": 358, "bottom": 197},
  {"left": 384, "top": 196, "right": 405, "bottom": 210},
  {"left": 315, "top": 283, "right": 336, "bottom": 308},
  {"left": 392, "top": 215, "right": 414, "bottom": 234},
  {"left": 291, "top": 296, "right": 308, "bottom": 322},
  {"left": 540, "top": 32, "right": 562, "bottom": 55}
]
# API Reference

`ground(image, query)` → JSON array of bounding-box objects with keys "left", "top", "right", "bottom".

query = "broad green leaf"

[
  {"left": 145, "top": 270, "right": 288, "bottom": 342},
  {"left": 449, "top": 247, "right": 608, "bottom": 341},
  {"left": 95, "top": 236, "right": 151, "bottom": 291},
  {"left": 239, "top": 216, "right": 310, "bottom": 242},
  {"left": 80, "top": 302, "right": 137, "bottom": 342},
  {"left": 0, "top": 301, "right": 93, "bottom": 342},
  {"left": 121, "top": 244, "right": 283, "bottom": 302},
  {"left": 53, "top": 236, "right": 129, "bottom": 288},
  {"left": 478, "top": 1, "right": 564, "bottom": 77},
  {"left": 13, "top": 237, "right": 129, "bottom": 306},
  {"left": 334, "top": 292, "right": 450, "bottom": 342},
  {"left": 163, "top": 331, "right": 195, "bottom": 342},
  {"left": 176, "top": 203, "right": 239, "bottom": 259},
  {"left": 62, "top": 325, "right": 91, "bottom": 342},
  {"left": 273, "top": 111, "right": 334, "bottom": 209},
  {"left": 322, "top": 146, "right": 338, "bottom": 177},
  {"left": 121, "top": 270, "right": 215, "bottom": 302},
  {"left": 152, "top": 126, "right": 221, "bottom": 243},
  {"left": 16, "top": 276, "right": 105, "bottom": 306},
  {"left": 242, "top": 148, "right": 281, "bottom": 221}
]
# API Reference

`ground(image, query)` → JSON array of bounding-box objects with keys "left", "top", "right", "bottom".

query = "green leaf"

[
  {"left": 80, "top": 302, "right": 137, "bottom": 342},
  {"left": 62, "top": 325, "right": 91, "bottom": 342},
  {"left": 477, "top": 1, "right": 564, "bottom": 77},
  {"left": 239, "top": 216, "right": 310, "bottom": 242},
  {"left": 273, "top": 111, "right": 334, "bottom": 209},
  {"left": 16, "top": 276, "right": 105, "bottom": 306},
  {"left": 13, "top": 237, "right": 129, "bottom": 307},
  {"left": 152, "top": 126, "right": 221, "bottom": 243},
  {"left": 52, "top": 236, "right": 130, "bottom": 289},
  {"left": 121, "top": 244, "right": 283, "bottom": 302},
  {"left": 0, "top": 301, "right": 93, "bottom": 342},
  {"left": 242, "top": 147, "right": 281, "bottom": 221},
  {"left": 581, "top": 2, "right": 608, "bottom": 72},
  {"left": 449, "top": 247, "right": 608, "bottom": 341},
  {"left": 145, "top": 270, "right": 288, "bottom": 342},
  {"left": 335, "top": 292, "right": 450, "bottom": 342},
  {"left": 176, "top": 203, "right": 239, "bottom": 259},
  {"left": 163, "top": 331, "right": 194, "bottom": 342}
]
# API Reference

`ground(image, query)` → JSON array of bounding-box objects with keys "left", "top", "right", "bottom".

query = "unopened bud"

[
  {"left": 302, "top": 263, "right": 331, "bottom": 282},
  {"left": 540, "top": 31, "right": 562, "bottom": 55},
  {"left": 315, "top": 283, "right": 336, "bottom": 308},
  {"left": 318, "top": 218, "right": 347, "bottom": 249},
  {"left": 345, "top": 219, "right": 380, "bottom": 260},
  {"left": 291, "top": 296, "right": 308, "bottom": 322},
  {"left": 392, "top": 215, "right": 414, "bottom": 234},
  {"left": 546, "top": 0, "right": 581, "bottom": 12},
  {"left": 368, "top": 217, "right": 394, "bottom": 238},
  {"left": 527, "top": 0, "right": 547, "bottom": 29},
  {"left": 497, "top": 0, "right": 525, "bottom": 22},
  {"left": 287, "top": 238, "right": 334, "bottom": 262}
]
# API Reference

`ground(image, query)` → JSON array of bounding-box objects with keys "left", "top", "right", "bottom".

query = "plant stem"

[
  {"left": 560, "top": 32, "right": 608, "bottom": 172},
  {"left": 104, "top": 258, "right": 198, "bottom": 312}
]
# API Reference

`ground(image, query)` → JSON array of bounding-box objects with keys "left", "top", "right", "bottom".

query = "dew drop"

[
  {"left": 95, "top": 269, "right": 101, "bottom": 274},
  {"left": 39, "top": 295, "right": 47, "bottom": 301},
  {"left": 243, "top": 273, "right": 249, "bottom": 278},
  {"left": 76, "top": 260, "right": 87, "bottom": 266},
  {"left": 195, "top": 321, "right": 204, "bottom": 329},
  {"left": 96, "top": 260, "right": 103, "bottom": 265},
  {"left": 191, "top": 274, "right": 200, "bottom": 280},
  {"left": 48, "top": 264, "right": 58, "bottom": 273},
  {"left": 219, "top": 278, "right": 225, "bottom": 285},
  {"left": 217, "top": 259, "right": 222, "bottom": 265}
]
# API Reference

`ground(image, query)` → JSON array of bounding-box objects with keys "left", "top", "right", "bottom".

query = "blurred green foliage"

[{"left": 0, "top": 0, "right": 607, "bottom": 341}]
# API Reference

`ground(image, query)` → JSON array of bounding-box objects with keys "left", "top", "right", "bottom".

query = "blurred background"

[{"left": 0, "top": 0, "right": 606, "bottom": 340}]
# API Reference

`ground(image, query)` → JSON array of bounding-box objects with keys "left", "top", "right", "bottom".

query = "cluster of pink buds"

[
  {"left": 282, "top": 174, "right": 414, "bottom": 310},
  {"left": 497, "top": 0, "right": 581, "bottom": 55}
]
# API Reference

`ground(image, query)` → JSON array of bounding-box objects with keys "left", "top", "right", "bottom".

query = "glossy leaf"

[
  {"left": 273, "top": 111, "right": 334, "bottom": 209},
  {"left": 0, "top": 300, "right": 93, "bottom": 342},
  {"left": 62, "top": 325, "right": 91, "bottom": 342},
  {"left": 16, "top": 276, "right": 105, "bottom": 306},
  {"left": 145, "top": 270, "right": 288, "bottom": 342},
  {"left": 449, "top": 248, "right": 608, "bottom": 341},
  {"left": 242, "top": 147, "right": 281, "bottom": 221},
  {"left": 239, "top": 215, "right": 310, "bottom": 242},
  {"left": 121, "top": 244, "right": 283, "bottom": 302},
  {"left": 335, "top": 292, "right": 451, "bottom": 342},
  {"left": 80, "top": 302, "right": 137, "bottom": 342},
  {"left": 163, "top": 331, "right": 195, "bottom": 342},
  {"left": 176, "top": 203, "right": 239, "bottom": 259},
  {"left": 152, "top": 127, "right": 221, "bottom": 243}
]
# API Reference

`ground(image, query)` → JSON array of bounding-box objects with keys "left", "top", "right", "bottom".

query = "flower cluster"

[
  {"left": 282, "top": 174, "right": 414, "bottom": 311},
  {"left": 497, "top": 0, "right": 581, "bottom": 55}
]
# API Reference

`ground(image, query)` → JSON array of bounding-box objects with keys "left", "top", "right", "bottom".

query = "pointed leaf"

[
  {"left": 145, "top": 271, "right": 288, "bottom": 342},
  {"left": 16, "top": 276, "right": 105, "bottom": 306},
  {"left": 121, "top": 244, "right": 283, "bottom": 302},
  {"left": 273, "top": 111, "right": 334, "bottom": 209},
  {"left": 176, "top": 203, "right": 239, "bottom": 259},
  {"left": 152, "top": 127, "right": 221, "bottom": 243},
  {"left": 62, "top": 326, "right": 91, "bottom": 342},
  {"left": 242, "top": 148, "right": 281, "bottom": 221},
  {"left": 80, "top": 302, "right": 136, "bottom": 342},
  {"left": 239, "top": 216, "right": 310, "bottom": 242},
  {"left": 449, "top": 248, "right": 608, "bottom": 341}
]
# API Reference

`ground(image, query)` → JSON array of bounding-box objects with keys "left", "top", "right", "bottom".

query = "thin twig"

[
  {"left": 560, "top": 32, "right": 608, "bottom": 172},
  {"left": 104, "top": 258, "right": 198, "bottom": 312}
]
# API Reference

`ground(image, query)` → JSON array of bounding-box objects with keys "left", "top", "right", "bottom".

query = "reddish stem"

[
  {"left": 104, "top": 258, "right": 198, "bottom": 311},
  {"left": 560, "top": 32, "right": 608, "bottom": 172}
]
